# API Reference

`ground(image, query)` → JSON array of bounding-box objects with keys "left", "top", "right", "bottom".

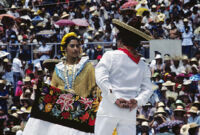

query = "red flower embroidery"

[
  {"left": 56, "top": 94, "right": 74, "bottom": 111},
  {"left": 79, "top": 112, "right": 89, "bottom": 122},
  {"left": 52, "top": 96, "right": 57, "bottom": 104},
  {"left": 88, "top": 117, "right": 95, "bottom": 126},
  {"left": 62, "top": 112, "right": 70, "bottom": 119},
  {"left": 51, "top": 86, "right": 61, "bottom": 93},
  {"left": 79, "top": 97, "right": 93, "bottom": 111},
  {"left": 44, "top": 94, "right": 52, "bottom": 103}
]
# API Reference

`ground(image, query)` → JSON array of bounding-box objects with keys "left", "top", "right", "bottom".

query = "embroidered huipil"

[{"left": 95, "top": 50, "right": 153, "bottom": 123}]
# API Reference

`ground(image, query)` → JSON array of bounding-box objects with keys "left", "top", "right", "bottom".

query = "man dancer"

[{"left": 95, "top": 17, "right": 153, "bottom": 135}]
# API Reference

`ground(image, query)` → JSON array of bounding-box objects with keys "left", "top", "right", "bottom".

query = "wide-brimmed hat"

[
  {"left": 61, "top": 12, "right": 69, "bottom": 19},
  {"left": 112, "top": 18, "right": 152, "bottom": 48},
  {"left": 180, "top": 124, "right": 190, "bottom": 135},
  {"left": 43, "top": 59, "right": 61, "bottom": 71},
  {"left": 174, "top": 105, "right": 185, "bottom": 112},
  {"left": 162, "top": 80, "right": 175, "bottom": 86},
  {"left": 175, "top": 100, "right": 185, "bottom": 107},
  {"left": 182, "top": 55, "right": 188, "bottom": 60},
  {"left": 161, "top": 86, "right": 168, "bottom": 91},
  {"left": 188, "top": 106, "right": 198, "bottom": 114},
  {"left": 137, "top": 114, "right": 148, "bottom": 121},
  {"left": 112, "top": 19, "right": 152, "bottom": 40},
  {"left": 0, "top": 79, "right": 6, "bottom": 85},
  {"left": 155, "top": 107, "right": 166, "bottom": 115},
  {"left": 191, "top": 57, "right": 197, "bottom": 62},
  {"left": 141, "top": 121, "right": 149, "bottom": 127},
  {"left": 157, "top": 102, "right": 165, "bottom": 107},
  {"left": 23, "top": 76, "right": 31, "bottom": 82},
  {"left": 155, "top": 54, "right": 162, "bottom": 59}
]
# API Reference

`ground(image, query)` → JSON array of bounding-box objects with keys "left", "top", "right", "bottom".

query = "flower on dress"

[
  {"left": 79, "top": 112, "right": 89, "bottom": 122},
  {"left": 56, "top": 94, "right": 74, "bottom": 112},
  {"left": 45, "top": 103, "right": 53, "bottom": 112},
  {"left": 88, "top": 117, "right": 95, "bottom": 126},
  {"left": 79, "top": 97, "right": 93, "bottom": 111},
  {"left": 44, "top": 94, "right": 52, "bottom": 103},
  {"left": 50, "top": 90, "right": 54, "bottom": 95},
  {"left": 61, "top": 112, "right": 70, "bottom": 119},
  {"left": 52, "top": 106, "right": 61, "bottom": 117},
  {"left": 39, "top": 103, "right": 44, "bottom": 110}
]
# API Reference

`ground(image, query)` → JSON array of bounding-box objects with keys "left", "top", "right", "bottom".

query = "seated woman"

[{"left": 23, "top": 32, "right": 97, "bottom": 135}]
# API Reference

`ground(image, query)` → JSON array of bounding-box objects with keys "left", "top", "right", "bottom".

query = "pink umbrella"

[
  {"left": 72, "top": 19, "right": 89, "bottom": 27},
  {"left": 55, "top": 19, "right": 75, "bottom": 26},
  {"left": 0, "top": 14, "right": 16, "bottom": 20},
  {"left": 121, "top": 1, "right": 138, "bottom": 9}
]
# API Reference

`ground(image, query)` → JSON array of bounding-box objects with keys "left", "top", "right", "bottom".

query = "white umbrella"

[{"left": 21, "top": 15, "right": 31, "bottom": 21}]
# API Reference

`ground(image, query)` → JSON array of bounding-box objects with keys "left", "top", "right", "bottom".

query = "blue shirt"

[{"left": 188, "top": 115, "right": 200, "bottom": 124}]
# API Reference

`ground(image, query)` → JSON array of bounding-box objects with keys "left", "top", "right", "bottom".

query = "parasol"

[
  {"left": 0, "top": 51, "right": 10, "bottom": 58},
  {"left": 32, "top": 16, "right": 44, "bottom": 22},
  {"left": 0, "top": 14, "right": 16, "bottom": 20},
  {"left": 120, "top": 0, "right": 138, "bottom": 9},
  {"left": 136, "top": 8, "right": 149, "bottom": 16},
  {"left": 72, "top": 18, "right": 89, "bottom": 27},
  {"left": 156, "top": 120, "right": 184, "bottom": 132},
  {"left": 21, "top": 15, "right": 31, "bottom": 21},
  {"left": 55, "top": 19, "right": 75, "bottom": 26}
]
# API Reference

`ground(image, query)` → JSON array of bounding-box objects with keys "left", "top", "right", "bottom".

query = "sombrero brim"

[{"left": 112, "top": 19, "right": 152, "bottom": 41}]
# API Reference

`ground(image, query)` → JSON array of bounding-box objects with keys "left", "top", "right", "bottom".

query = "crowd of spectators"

[{"left": 0, "top": 0, "right": 200, "bottom": 134}]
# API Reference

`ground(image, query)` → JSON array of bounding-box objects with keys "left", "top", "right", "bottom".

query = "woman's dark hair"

[{"left": 63, "top": 36, "right": 79, "bottom": 49}]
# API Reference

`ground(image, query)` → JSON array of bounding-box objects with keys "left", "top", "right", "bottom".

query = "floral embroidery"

[
  {"left": 79, "top": 112, "right": 89, "bottom": 122},
  {"left": 44, "top": 94, "right": 52, "bottom": 103},
  {"left": 45, "top": 103, "right": 53, "bottom": 112},
  {"left": 56, "top": 94, "right": 74, "bottom": 111},
  {"left": 79, "top": 97, "right": 93, "bottom": 111},
  {"left": 36, "top": 84, "right": 99, "bottom": 127}
]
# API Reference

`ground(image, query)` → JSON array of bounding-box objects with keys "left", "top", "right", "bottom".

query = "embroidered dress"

[{"left": 23, "top": 56, "right": 96, "bottom": 135}]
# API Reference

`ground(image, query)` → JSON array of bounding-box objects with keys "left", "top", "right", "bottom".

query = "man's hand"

[
  {"left": 115, "top": 98, "right": 130, "bottom": 108},
  {"left": 129, "top": 99, "right": 138, "bottom": 111}
]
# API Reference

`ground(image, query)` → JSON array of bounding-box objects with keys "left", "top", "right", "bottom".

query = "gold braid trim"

[{"left": 112, "top": 19, "right": 152, "bottom": 41}]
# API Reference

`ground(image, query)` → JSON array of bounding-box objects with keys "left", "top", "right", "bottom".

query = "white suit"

[{"left": 95, "top": 50, "right": 153, "bottom": 135}]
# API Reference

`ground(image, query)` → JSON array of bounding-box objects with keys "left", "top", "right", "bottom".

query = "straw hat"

[
  {"left": 174, "top": 105, "right": 185, "bottom": 112},
  {"left": 87, "top": 27, "right": 94, "bottom": 32},
  {"left": 162, "top": 80, "right": 175, "bottom": 86},
  {"left": 160, "top": 4, "right": 165, "bottom": 7},
  {"left": 152, "top": 4, "right": 157, "bottom": 8},
  {"left": 191, "top": 57, "right": 197, "bottom": 62},
  {"left": 137, "top": 114, "right": 148, "bottom": 121},
  {"left": 189, "top": 123, "right": 200, "bottom": 129},
  {"left": 11, "top": 125, "right": 22, "bottom": 133},
  {"left": 92, "top": 11, "right": 99, "bottom": 17},
  {"left": 61, "top": 12, "right": 69, "bottom": 19},
  {"left": 89, "top": 6, "right": 97, "bottom": 12},
  {"left": 193, "top": 101, "right": 200, "bottom": 106},
  {"left": 0, "top": 79, "right": 6, "bottom": 84},
  {"left": 112, "top": 18, "right": 152, "bottom": 48},
  {"left": 182, "top": 55, "right": 188, "bottom": 60},
  {"left": 180, "top": 124, "right": 190, "bottom": 135},
  {"left": 183, "top": 18, "right": 188, "bottom": 22},
  {"left": 155, "top": 107, "right": 166, "bottom": 115},
  {"left": 188, "top": 106, "right": 198, "bottom": 114},
  {"left": 175, "top": 100, "right": 185, "bottom": 107},
  {"left": 155, "top": 54, "right": 162, "bottom": 59},
  {"left": 141, "top": 121, "right": 149, "bottom": 127},
  {"left": 158, "top": 102, "right": 165, "bottom": 107},
  {"left": 23, "top": 76, "right": 31, "bottom": 82},
  {"left": 11, "top": 5, "right": 17, "bottom": 9},
  {"left": 164, "top": 55, "right": 171, "bottom": 61},
  {"left": 3, "top": 58, "right": 9, "bottom": 63},
  {"left": 161, "top": 86, "right": 168, "bottom": 91},
  {"left": 140, "top": 0, "right": 147, "bottom": 5}
]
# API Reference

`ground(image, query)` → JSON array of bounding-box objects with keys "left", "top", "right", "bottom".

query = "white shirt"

[
  {"left": 182, "top": 31, "right": 194, "bottom": 46},
  {"left": 12, "top": 58, "right": 22, "bottom": 73},
  {"left": 38, "top": 45, "right": 52, "bottom": 60},
  {"left": 95, "top": 50, "right": 153, "bottom": 122}
]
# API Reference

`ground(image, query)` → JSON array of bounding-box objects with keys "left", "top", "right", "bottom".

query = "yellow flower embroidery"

[
  {"left": 50, "top": 90, "right": 53, "bottom": 95},
  {"left": 45, "top": 103, "right": 53, "bottom": 112}
]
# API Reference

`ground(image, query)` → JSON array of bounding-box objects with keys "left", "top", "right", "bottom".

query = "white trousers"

[{"left": 95, "top": 116, "right": 136, "bottom": 135}]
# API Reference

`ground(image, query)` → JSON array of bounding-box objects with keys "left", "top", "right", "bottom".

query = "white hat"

[
  {"left": 183, "top": 80, "right": 191, "bottom": 85},
  {"left": 155, "top": 54, "right": 162, "bottom": 59},
  {"left": 141, "top": 121, "right": 149, "bottom": 127},
  {"left": 162, "top": 80, "right": 175, "bottom": 86}
]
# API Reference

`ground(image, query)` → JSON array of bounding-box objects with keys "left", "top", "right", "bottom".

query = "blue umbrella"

[
  {"left": 32, "top": 16, "right": 44, "bottom": 22},
  {"left": 190, "top": 74, "right": 200, "bottom": 81}
]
